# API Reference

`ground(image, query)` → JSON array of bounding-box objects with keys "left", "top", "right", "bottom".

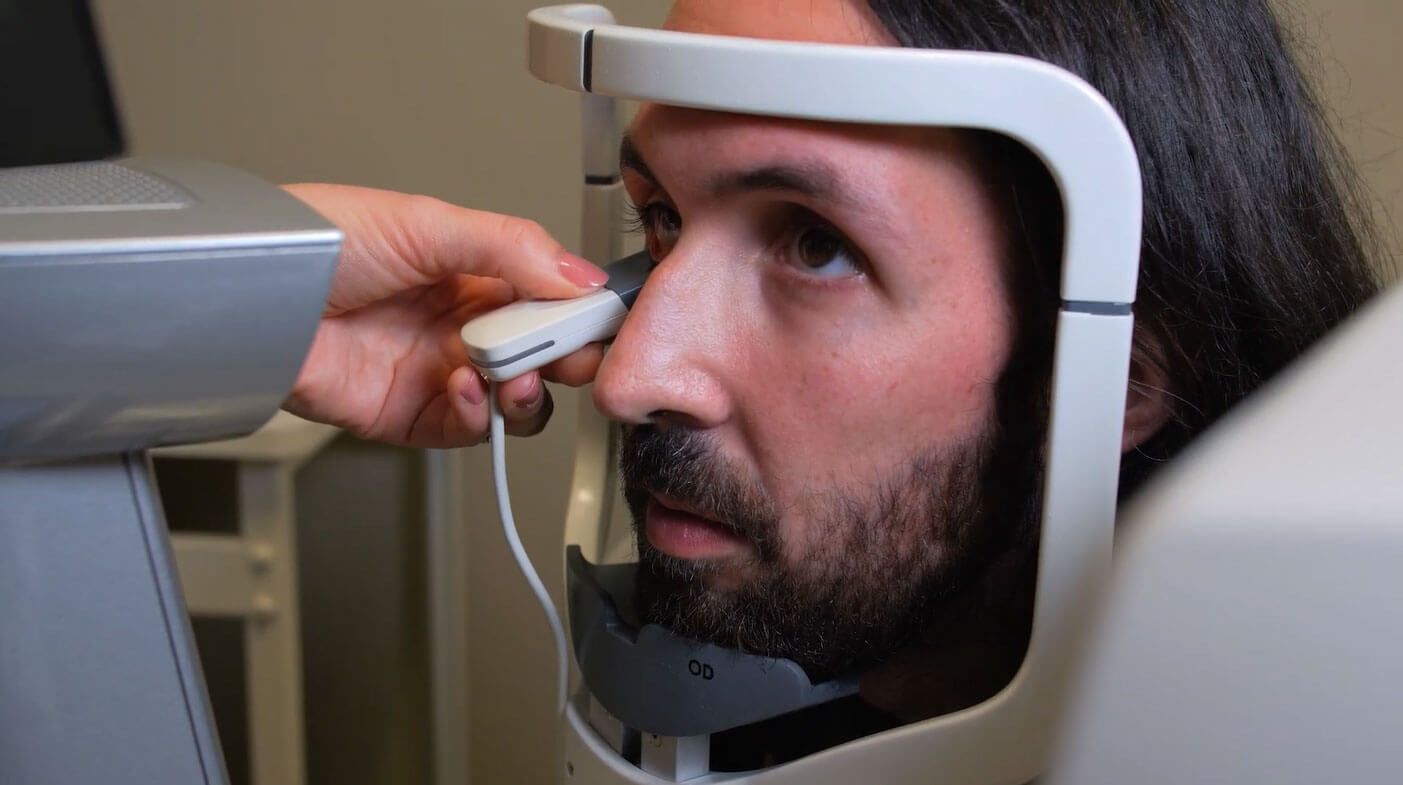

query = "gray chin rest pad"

[{"left": 566, "top": 546, "right": 857, "bottom": 737}]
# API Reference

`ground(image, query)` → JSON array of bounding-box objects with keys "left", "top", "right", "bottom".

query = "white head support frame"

[{"left": 535, "top": 5, "right": 1142, "bottom": 783}]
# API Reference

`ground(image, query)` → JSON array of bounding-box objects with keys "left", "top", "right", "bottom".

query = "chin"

[{"left": 697, "top": 563, "right": 758, "bottom": 594}]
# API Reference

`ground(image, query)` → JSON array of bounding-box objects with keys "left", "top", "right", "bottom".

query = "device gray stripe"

[
  {"left": 582, "top": 29, "right": 594, "bottom": 92},
  {"left": 474, "top": 340, "right": 556, "bottom": 369},
  {"left": 1063, "top": 300, "right": 1133, "bottom": 315}
]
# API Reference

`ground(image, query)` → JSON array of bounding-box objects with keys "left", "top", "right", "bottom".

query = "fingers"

[
  {"left": 439, "top": 339, "right": 603, "bottom": 447},
  {"left": 495, "top": 373, "right": 555, "bottom": 437},
  {"left": 408, "top": 203, "right": 605, "bottom": 299},
  {"left": 541, "top": 344, "right": 606, "bottom": 387},
  {"left": 282, "top": 184, "right": 609, "bottom": 312},
  {"left": 445, "top": 366, "right": 492, "bottom": 441},
  {"left": 445, "top": 367, "right": 555, "bottom": 444}
]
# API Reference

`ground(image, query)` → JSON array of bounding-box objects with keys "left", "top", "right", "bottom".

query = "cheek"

[{"left": 731, "top": 267, "right": 1014, "bottom": 551}]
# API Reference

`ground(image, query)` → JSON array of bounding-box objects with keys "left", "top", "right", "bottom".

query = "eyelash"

[
  {"left": 621, "top": 200, "right": 658, "bottom": 236},
  {"left": 623, "top": 198, "right": 868, "bottom": 280},
  {"left": 623, "top": 200, "right": 682, "bottom": 266}
]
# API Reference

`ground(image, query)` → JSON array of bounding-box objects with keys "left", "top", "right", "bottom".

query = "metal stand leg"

[{"left": 237, "top": 462, "right": 307, "bottom": 785}]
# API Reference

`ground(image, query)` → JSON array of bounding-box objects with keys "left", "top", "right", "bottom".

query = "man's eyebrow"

[
  {"left": 619, "top": 135, "right": 657, "bottom": 184},
  {"left": 620, "top": 134, "right": 855, "bottom": 207},
  {"left": 708, "top": 162, "right": 843, "bottom": 203}
]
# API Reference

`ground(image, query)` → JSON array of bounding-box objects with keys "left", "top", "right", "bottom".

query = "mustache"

[{"left": 618, "top": 425, "right": 781, "bottom": 557}]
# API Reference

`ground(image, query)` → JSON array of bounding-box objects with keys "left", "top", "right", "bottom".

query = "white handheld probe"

[
  {"left": 459, "top": 250, "right": 650, "bottom": 715},
  {"left": 461, "top": 250, "right": 651, "bottom": 382}
]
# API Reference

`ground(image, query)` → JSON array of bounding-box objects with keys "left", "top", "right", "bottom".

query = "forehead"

[
  {"left": 662, "top": 0, "right": 895, "bottom": 45},
  {"left": 631, "top": 1, "right": 965, "bottom": 186},
  {"left": 625, "top": 107, "right": 971, "bottom": 207},
  {"left": 630, "top": 107, "right": 947, "bottom": 164}
]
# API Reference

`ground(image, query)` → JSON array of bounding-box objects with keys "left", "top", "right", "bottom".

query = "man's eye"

[
  {"left": 789, "top": 224, "right": 863, "bottom": 279},
  {"left": 626, "top": 201, "right": 681, "bottom": 261}
]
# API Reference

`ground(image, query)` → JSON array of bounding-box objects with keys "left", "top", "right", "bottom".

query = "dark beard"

[{"left": 621, "top": 424, "right": 1011, "bottom": 682}]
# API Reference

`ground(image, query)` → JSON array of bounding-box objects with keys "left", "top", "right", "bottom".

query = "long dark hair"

[{"left": 867, "top": 0, "right": 1383, "bottom": 494}]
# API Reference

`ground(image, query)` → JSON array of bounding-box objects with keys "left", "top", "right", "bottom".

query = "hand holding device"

[{"left": 280, "top": 183, "right": 606, "bottom": 447}]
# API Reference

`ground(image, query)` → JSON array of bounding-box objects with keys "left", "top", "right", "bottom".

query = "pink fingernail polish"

[{"left": 558, "top": 253, "right": 609, "bottom": 288}]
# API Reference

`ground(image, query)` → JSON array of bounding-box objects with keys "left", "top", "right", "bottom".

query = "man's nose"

[{"left": 593, "top": 245, "right": 733, "bottom": 429}]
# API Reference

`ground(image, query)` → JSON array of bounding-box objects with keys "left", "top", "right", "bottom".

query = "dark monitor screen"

[{"left": 0, "top": 0, "right": 124, "bottom": 167}]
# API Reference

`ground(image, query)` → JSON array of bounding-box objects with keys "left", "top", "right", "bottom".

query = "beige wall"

[
  {"left": 1272, "top": 0, "right": 1403, "bottom": 273},
  {"left": 91, "top": 2, "right": 1398, "bottom": 784}
]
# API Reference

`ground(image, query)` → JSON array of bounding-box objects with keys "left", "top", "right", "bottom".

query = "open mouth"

[{"left": 643, "top": 492, "right": 753, "bottom": 561}]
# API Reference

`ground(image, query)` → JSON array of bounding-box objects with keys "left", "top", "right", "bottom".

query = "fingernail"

[
  {"left": 514, "top": 376, "right": 543, "bottom": 409},
  {"left": 558, "top": 253, "right": 609, "bottom": 288},
  {"left": 461, "top": 371, "right": 486, "bottom": 406}
]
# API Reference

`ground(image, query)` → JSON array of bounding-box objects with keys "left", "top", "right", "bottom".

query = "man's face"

[{"left": 593, "top": 0, "right": 1022, "bottom": 678}]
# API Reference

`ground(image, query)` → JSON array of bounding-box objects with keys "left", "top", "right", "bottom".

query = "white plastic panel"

[
  {"left": 528, "top": 6, "right": 1141, "bottom": 306},
  {"left": 581, "top": 93, "right": 619, "bottom": 180},
  {"left": 525, "top": 5, "right": 607, "bottom": 93},
  {"left": 581, "top": 180, "right": 624, "bottom": 265},
  {"left": 1047, "top": 284, "right": 1403, "bottom": 785}
]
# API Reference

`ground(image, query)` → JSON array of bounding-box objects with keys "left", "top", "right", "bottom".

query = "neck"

[{"left": 857, "top": 532, "right": 1037, "bottom": 721}]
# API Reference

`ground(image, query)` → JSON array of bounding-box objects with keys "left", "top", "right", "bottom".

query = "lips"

[{"left": 643, "top": 493, "right": 752, "bottom": 560}]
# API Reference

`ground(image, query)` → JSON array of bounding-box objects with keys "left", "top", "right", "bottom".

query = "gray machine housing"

[
  {"left": 0, "top": 157, "right": 340, "bottom": 461},
  {"left": 568, "top": 546, "right": 858, "bottom": 738},
  {"left": 0, "top": 158, "right": 339, "bottom": 785}
]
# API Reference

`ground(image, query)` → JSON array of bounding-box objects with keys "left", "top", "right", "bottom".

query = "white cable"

[{"left": 488, "top": 383, "right": 569, "bottom": 716}]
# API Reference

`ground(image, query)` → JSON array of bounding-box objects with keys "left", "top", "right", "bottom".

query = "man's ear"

[{"left": 1123, "top": 340, "right": 1174, "bottom": 453}]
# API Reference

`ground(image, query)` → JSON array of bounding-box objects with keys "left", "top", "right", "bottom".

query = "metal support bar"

[
  {"left": 173, "top": 534, "right": 273, "bottom": 618},
  {"left": 236, "top": 462, "right": 306, "bottom": 785},
  {"left": 426, "top": 447, "right": 472, "bottom": 785}
]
